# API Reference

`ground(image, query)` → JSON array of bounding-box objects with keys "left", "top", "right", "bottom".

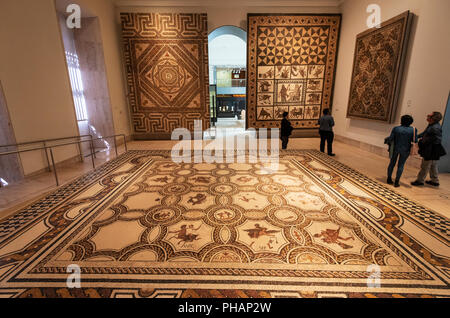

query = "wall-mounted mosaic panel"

[
  {"left": 247, "top": 14, "right": 341, "bottom": 130},
  {"left": 120, "top": 13, "right": 210, "bottom": 139},
  {"left": 347, "top": 11, "right": 413, "bottom": 123}
]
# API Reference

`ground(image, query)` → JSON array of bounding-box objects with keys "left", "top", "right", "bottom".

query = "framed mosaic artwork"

[
  {"left": 346, "top": 11, "right": 413, "bottom": 123},
  {"left": 120, "top": 13, "right": 210, "bottom": 139},
  {"left": 247, "top": 14, "right": 341, "bottom": 130}
]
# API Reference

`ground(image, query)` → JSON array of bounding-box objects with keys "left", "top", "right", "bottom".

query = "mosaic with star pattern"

[{"left": 247, "top": 14, "right": 341, "bottom": 130}]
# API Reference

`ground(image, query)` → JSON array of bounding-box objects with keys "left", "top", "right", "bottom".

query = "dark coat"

[
  {"left": 418, "top": 123, "right": 447, "bottom": 160},
  {"left": 281, "top": 118, "right": 293, "bottom": 137}
]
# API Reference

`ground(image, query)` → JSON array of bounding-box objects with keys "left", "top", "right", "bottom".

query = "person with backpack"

[
  {"left": 280, "top": 112, "right": 293, "bottom": 150},
  {"left": 384, "top": 115, "right": 418, "bottom": 188}
]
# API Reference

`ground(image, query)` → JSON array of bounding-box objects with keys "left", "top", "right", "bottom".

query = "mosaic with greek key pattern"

[
  {"left": 0, "top": 150, "right": 448, "bottom": 298},
  {"left": 247, "top": 14, "right": 341, "bottom": 130},
  {"left": 120, "top": 13, "right": 210, "bottom": 139}
]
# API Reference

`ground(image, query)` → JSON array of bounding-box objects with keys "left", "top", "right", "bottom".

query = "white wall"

[
  {"left": 333, "top": 0, "right": 450, "bottom": 148},
  {"left": 0, "top": 0, "right": 80, "bottom": 175}
]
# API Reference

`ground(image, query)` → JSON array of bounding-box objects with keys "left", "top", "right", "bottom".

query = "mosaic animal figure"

[
  {"left": 308, "top": 80, "right": 321, "bottom": 91},
  {"left": 258, "top": 108, "right": 271, "bottom": 120},
  {"left": 192, "top": 176, "right": 211, "bottom": 184},
  {"left": 312, "top": 66, "right": 324, "bottom": 77},
  {"left": 291, "top": 66, "right": 306, "bottom": 78},
  {"left": 291, "top": 108, "right": 303, "bottom": 118},
  {"left": 187, "top": 193, "right": 207, "bottom": 205},
  {"left": 307, "top": 93, "right": 320, "bottom": 104},
  {"left": 236, "top": 176, "right": 252, "bottom": 183},
  {"left": 277, "top": 66, "right": 290, "bottom": 79},
  {"left": 239, "top": 195, "right": 255, "bottom": 203},
  {"left": 216, "top": 211, "right": 233, "bottom": 220},
  {"left": 259, "top": 81, "right": 271, "bottom": 92},
  {"left": 258, "top": 95, "right": 272, "bottom": 105},
  {"left": 154, "top": 211, "right": 171, "bottom": 221},
  {"left": 153, "top": 176, "right": 169, "bottom": 184},
  {"left": 259, "top": 69, "right": 274, "bottom": 79}
]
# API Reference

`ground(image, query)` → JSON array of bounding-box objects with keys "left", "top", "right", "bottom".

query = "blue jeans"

[{"left": 387, "top": 151, "right": 409, "bottom": 181}]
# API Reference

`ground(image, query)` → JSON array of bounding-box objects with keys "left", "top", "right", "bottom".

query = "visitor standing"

[
  {"left": 411, "top": 112, "right": 447, "bottom": 187},
  {"left": 318, "top": 109, "right": 335, "bottom": 156},
  {"left": 280, "top": 112, "right": 293, "bottom": 150},
  {"left": 385, "top": 115, "right": 417, "bottom": 187}
]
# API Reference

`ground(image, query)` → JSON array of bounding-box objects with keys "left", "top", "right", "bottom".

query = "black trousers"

[
  {"left": 281, "top": 136, "right": 289, "bottom": 149},
  {"left": 319, "top": 130, "right": 334, "bottom": 154}
]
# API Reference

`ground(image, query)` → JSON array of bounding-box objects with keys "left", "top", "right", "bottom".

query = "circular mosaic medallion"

[
  {"left": 145, "top": 206, "right": 180, "bottom": 225},
  {"left": 207, "top": 206, "right": 242, "bottom": 225},
  {"left": 162, "top": 183, "right": 190, "bottom": 195},
  {"left": 268, "top": 206, "right": 305, "bottom": 226},
  {"left": 209, "top": 183, "right": 237, "bottom": 195},
  {"left": 258, "top": 183, "right": 284, "bottom": 195}
]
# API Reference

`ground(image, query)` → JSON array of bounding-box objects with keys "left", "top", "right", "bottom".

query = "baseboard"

[{"left": 335, "top": 134, "right": 422, "bottom": 169}]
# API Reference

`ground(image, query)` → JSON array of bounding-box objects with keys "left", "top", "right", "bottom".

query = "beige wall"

[
  {"left": 333, "top": 0, "right": 450, "bottom": 148},
  {"left": 61, "top": 0, "right": 132, "bottom": 138},
  {"left": 0, "top": 0, "right": 80, "bottom": 175}
]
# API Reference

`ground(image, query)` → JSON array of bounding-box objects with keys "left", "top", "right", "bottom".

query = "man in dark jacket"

[
  {"left": 280, "top": 112, "right": 293, "bottom": 150},
  {"left": 411, "top": 112, "right": 447, "bottom": 187},
  {"left": 318, "top": 108, "right": 335, "bottom": 156}
]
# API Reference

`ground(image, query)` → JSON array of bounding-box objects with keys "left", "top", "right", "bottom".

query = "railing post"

[
  {"left": 114, "top": 136, "right": 118, "bottom": 157},
  {"left": 43, "top": 141, "right": 51, "bottom": 172},
  {"left": 77, "top": 138, "right": 83, "bottom": 162},
  {"left": 90, "top": 135, "right": 97, "bottom": 159},
  {"left": 89, "top": 141, "right": 96, "bottom": 170},
  {"left": 123, "top": 135, "right": 128, "bottom": 152},
  {"left": 49, "top": 148, "right": 59, "bottom": 186}
]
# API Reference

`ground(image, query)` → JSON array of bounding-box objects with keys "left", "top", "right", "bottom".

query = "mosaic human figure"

[
  {"left": 168, "top": 224, "right": 202, "bottom": 247},
  {"left": 313, "top": 227, "right": 354, "bottom": 249},
  {"left": 244, "top": 224, "right": 280, "bottom": 249}
]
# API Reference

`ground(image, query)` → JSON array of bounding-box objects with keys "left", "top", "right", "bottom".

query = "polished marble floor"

[{"left": 0, "top": 137, "right": 449, "bottom": 221}]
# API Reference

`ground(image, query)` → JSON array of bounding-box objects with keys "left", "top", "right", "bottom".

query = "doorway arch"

[{"left": 208, "top": 26, "right": 247, "bottom": 133}]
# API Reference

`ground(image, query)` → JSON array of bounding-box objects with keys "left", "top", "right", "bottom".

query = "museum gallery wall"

[
  {"left": 120, "top": 13, "right": 210, "bottom": 139},
  {"left": 346, "top": 11, "right": 413, "bottom": 123},
  {"left": 247, "top": 14, "right": 341, "bottom": 130}
]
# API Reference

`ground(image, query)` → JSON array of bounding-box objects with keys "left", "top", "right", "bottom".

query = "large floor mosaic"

[{"left": 0, "top": 150, "right": 448, "bottom": 298}]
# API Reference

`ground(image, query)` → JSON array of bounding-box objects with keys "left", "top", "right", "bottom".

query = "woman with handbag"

[{"left": 385, "top": 115, "right": 418, "bottom": 187}]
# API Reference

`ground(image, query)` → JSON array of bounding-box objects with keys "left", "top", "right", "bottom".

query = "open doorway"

[
  {"left": 208, "top": 26, "right": 247, "bottom": 136},
  {"left": 56, "top": 5, "right": 114, "bottom": 155}
]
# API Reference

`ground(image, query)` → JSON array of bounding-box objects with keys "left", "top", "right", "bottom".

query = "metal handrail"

[
  {"left": 0, "top": 134, "right": 96, "bottom": 172},
  {"left": 0, "top": 134, "right": 127, "bottom": 186},
  {"left": 0, "top": 134, "right": 93, "bottom": 149}
]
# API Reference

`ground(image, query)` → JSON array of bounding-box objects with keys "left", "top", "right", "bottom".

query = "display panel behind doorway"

[
  {"left": 120, "top": 13, "right": 210, "bottom": 139},
  {"left": 346, "top": 11, "right": 413, "bottom": 123},
  {"left": 247, "top": 14, "right": 341, "bottom": 130}
]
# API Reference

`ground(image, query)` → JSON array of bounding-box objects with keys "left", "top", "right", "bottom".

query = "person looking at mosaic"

[
  {"left": 411, "top": 112, "right": 447, "bottom": 187},
  {"left": 318, "top": 108, "right": 335, "bottom": 156},
  {"left": 280, "top": 112, "right": 293, "bottom": 150},
  {"left": 385, "top": 115, "right": 418, "bottom": 188}
]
